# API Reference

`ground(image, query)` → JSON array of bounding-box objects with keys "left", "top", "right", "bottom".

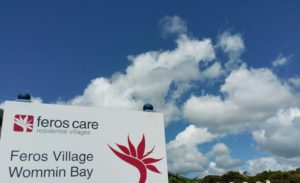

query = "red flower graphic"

[{"left": 108, "top": 135, "right": 162, "bottom": 183}]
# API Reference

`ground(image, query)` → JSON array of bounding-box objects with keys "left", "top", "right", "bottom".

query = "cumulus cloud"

[
  {"left": 272, "top": 54, "right": 291, "bottom": 67},
  {"left": 159, "top": 15, "right": 188, "bottom": 38},
  {"left": 247, "top": 157, "right": 295, "bottom": 175},
  {"left": 167, "top": 125, "right": 216, "bottom": 174},
  {"left": 31, "top": 97, "right": 43, "bottom": 103},
  {"left": 204, "top": 162, "right": 227, "bottom": 176},
  {"left": 167, "top": 125, "right": 242, "bottom": 176},
  {"left": 207, "top": 143, "right": 230, "bottom": 157},
  {"left": 289, "top": 76, "right": 300, "bottom": 88},
  {"left": 183, "top": 66, "right": 298, "bottom": 133},
  {"left": 253, "top": 108, "right": 300, "bottom": 158},
  {"left": 69, "top": 34, "right": 216, "bottom": 123},
  {"left": 207, "top": 143, "right": 242, "bottom": 172},
  {"left": 214, "top": 154, "right": 242, "bottom": 170},
  {"left": 202, "top": 62, "right": 223, "bottom": 79},
  {"left": 218, "top": 31, "right": 245, "bottom": 70}
]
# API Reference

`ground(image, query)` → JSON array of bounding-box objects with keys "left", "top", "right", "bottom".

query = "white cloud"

[
  {"left": 183, "top": 66, "right": 298, "bottom": 133},
  {"left": 214, "top": 154, "right": 242, "bottom": 170},
  {"left": 167, "top": 145, "right": 208, "bottom": 174},
  {"left": 218, "top": 31, "right": 245, "bottom": 70},
  {"left": 167, "top": 125, "right": 216, "bottom": 174},
  {"left": 219, "top": 32, "right": 245, "bottom": 54},
  {"left": 289, "top": 76, "right": 300, "bottom": 87},
  {"left": 246, "top": 157, "right": 295, "bottom": 175},
  {"left": 207, "top": 143, "right": 230, "bottom": 157},
  {"left": 169, "top": 125, "right": 216, "bottom": 146},
  {"left": 253, "top": 108, "right": 300, "bottom": 158},
  {"left": 248, "top": 108, "right": 300, "bottom": 174},
  {"left": 204, "top": 162, "right": 226, "bottom": 176},
  {"left": 159, "top": 15, "right": 188, "bottom": 38},
  {"left": 202, "top": 62, "right": 223, "bottom": 79},
  {"left": 272, "top": 54, "right": 291, "bottom": 67},
  {"left": 31, "top": 97, "right": 43, "bottom": 104},
  {"left": 207, "top": 143, "right": 242, "bottom": 172},
  {"left": 167, "top": 126, "right": 242, "bottom": 176},
  {"left": 69, "top": 34, "right": 216, "bottom": 123}
]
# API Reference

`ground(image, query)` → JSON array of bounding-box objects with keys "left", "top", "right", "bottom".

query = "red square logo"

[{"left": 14, "top": 115, "right": 34, "bottom": 132}]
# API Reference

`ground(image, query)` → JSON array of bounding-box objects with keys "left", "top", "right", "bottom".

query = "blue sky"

[{"left": 1, "top": 0, "right": 300, "bottom": 177}]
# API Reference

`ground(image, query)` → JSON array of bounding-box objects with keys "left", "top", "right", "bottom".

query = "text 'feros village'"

[{"left": 9, "top": 150, "right": 94, "bottom": 179}]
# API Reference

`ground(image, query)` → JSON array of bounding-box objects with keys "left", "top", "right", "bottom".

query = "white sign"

[{"left": 0, "top": 101, "right": 168, "bottom": 183}]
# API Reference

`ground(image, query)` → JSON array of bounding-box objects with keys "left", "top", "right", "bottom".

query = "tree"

[
  {"left": 221, "top": 171, "right": 245, "bottom": 182},
  {"left": 255, "top": 170, "right": 275, "bottom": 181},
  {"left": 202, "top": 175, "right": 221, "bottom": 183}
]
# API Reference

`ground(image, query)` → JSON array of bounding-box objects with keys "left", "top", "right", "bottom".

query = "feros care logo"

[
  {"left": 108, "top": 134, "right": 162, "bottom": 183},
  {"left": 14, "top": 115, "right": 34, "bottom": 132},
  {"left": 12, "top": 114, "right": 100, "bottom": 136}
]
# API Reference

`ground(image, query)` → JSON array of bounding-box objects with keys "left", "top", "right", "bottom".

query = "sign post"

[{"left": 0, "top": 101, "right": 168, "bottom": 183}]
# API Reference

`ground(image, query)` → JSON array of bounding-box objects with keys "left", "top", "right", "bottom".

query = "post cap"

[
  {"left": 143, "top": 103, "right": 154, "bottom": 112},
  {"left": 17, "top": 92, "right": 31, "bottom": 101}
]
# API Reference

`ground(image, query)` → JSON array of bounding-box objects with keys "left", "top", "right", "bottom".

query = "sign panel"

[{"left": 0, "top": 101, "right": 168, "bottom": 183}]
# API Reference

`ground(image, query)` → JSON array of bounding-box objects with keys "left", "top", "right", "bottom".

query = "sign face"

[{"left": 0, "top": 101, "right": 168, "bottom": 183}]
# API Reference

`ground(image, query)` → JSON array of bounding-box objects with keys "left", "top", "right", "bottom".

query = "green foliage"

[
  {"left": 168, "top": 173, "right": 198, "bottom": 183},
  {"left": 201, "top": 175, "right": 221, "bottom": 183},
  {"left": 168, "top": 168, "right": 300, "bottom": 183},
  {"left": 221, "top": 171, "right": 245, "bottom": 182},
  {"left": 254, "top": 170, "right": 277, "bottom": 181}
]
